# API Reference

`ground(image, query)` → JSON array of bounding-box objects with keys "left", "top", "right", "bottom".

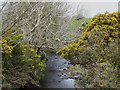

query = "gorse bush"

[
  {"left": 1, "top": 27, "right": 46, "bottom": 88},
  {"left": 57, "top": 12, "right": 120, "bottom": 87},
  {"left": 57, "top": 12, "right": 120, "bottom": 66}
]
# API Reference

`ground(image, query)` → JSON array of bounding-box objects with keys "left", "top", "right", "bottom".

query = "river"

[{"left": 41, "top": 55, "right": 75, "bottom": 88}]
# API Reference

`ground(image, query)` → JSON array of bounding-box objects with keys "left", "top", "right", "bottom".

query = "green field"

[
  {"left": 64, "top": 18, "right": 92, "bottom": 41},
  {"left": 67, "top": 18, "right": 92, "bottom": 32}
]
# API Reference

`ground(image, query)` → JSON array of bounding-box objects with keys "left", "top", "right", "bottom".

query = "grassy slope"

[
  {"left": 67, "top": 18, "right": 91, "bottom": 32},
  {"left": 64, "top": 18, "right": 92, "bottom": 41}
]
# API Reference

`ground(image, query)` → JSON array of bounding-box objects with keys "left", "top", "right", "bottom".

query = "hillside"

[{"left": 63, "top": 18, "right": 92, "bottom": 41}]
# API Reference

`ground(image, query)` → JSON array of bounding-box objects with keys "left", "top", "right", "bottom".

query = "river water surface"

[{"left": 41, "top": 55, "right": 75, "bottom": 88}]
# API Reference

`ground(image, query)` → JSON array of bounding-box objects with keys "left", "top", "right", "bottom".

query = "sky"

[
  {"left": 70, "top": 1, "right": 119, "bottom": 17},
  {"left": 0, "top": 0, "right": 119, "bottom": 18}
]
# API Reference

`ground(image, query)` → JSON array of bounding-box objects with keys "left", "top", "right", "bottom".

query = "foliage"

[
  {"left": 57, "top": 12, "right": 120, "bottom": 87},
  {"left": 68, "top": 63, "right": 119, "bottom": 88},
  {"left": 1, "top": 27, "right": 46, "bottom": 88}
]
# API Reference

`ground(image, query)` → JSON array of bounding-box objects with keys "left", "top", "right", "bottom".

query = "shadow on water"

[{"left": 41, "top": 55, "right": 75, "bottom": 88}]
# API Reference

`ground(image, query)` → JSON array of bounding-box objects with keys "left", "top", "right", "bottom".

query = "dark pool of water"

[{"left": 41, "top": 55, "right": 75, "bottom": 88}]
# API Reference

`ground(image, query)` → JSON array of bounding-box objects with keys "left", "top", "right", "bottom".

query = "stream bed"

[{"left": 41, "top": 55, "right": 75, "bottom": 88}]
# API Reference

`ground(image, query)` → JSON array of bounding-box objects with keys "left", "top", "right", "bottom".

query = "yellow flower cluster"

[
  {"left": 57, "top": 12, "right": 120, "bottom": 61},
  {"left": 1, "top": 39, "right": 13, "bottom": 55},
  {"left": 2, "top": 27, "right": 46, "bottom": 88}
]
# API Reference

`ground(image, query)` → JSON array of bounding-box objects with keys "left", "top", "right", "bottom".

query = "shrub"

[
  {"left": 1, "top": 27, "right": 46, "bottom": 89},
  {"left": 57, "top": 12, "right": 120, "bottom": 88},
  {"left": 68, "top": 62, "right": 119, "bottom": 88},
  {"left": 57, "top": 12, "right": 120, "bottom": 66}
]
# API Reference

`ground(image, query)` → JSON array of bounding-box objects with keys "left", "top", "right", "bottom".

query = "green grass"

[
  {"left": 64, "top": 18, "right": 92, "bottom": 41},
  {"left": 67, "top": 18, "right": 92, "bottom": 32}
]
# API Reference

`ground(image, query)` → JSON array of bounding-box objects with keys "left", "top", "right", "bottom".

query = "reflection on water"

[{"left": 41, "top": 55, "right": 75, "bottom": 88}]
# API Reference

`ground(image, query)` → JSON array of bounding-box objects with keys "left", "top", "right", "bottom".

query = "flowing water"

[{"left": 41, "top": 55, "right": 75, "bottom": 88}]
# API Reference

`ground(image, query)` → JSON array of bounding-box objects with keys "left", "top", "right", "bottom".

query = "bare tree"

[
  {"left": 2, "top": 2, "right": 72, "bottom": 51},
  {"left": 2, "top": 2, "right": 86, "bottom": 53}
]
